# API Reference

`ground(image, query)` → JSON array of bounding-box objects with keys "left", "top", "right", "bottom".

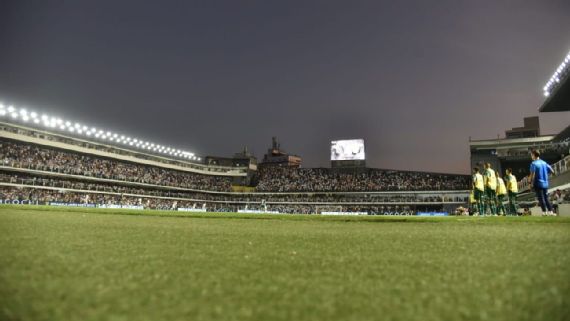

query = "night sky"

[{"left": 1, "top": 1, "right": 569, "bottom": 174}]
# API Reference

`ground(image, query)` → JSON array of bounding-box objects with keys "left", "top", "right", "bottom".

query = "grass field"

[{"left": 0, "top": 205, "right": 569, "bottom": 321}]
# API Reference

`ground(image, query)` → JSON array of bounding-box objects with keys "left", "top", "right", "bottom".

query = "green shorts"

[
  {"left": 485, "top": 188, "right": 496, "bottom": 199},
  {"left": 473, "top": 189, "right": 483, "bottom": 201}
]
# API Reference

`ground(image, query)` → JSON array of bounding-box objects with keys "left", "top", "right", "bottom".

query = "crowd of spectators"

[
  {"left": 0, "top": 140, "right": 232, "bottom": 192},
  {"left": 256, "top": 166, "right": 470, "bottom": 192},
  {"left": 1, "top": 173, "right": 468, "bottom": 204},
  {"left": 2, "top": 139, "right": 469, "bottom": 194}
]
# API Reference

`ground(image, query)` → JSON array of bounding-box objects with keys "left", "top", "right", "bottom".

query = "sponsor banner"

[
  {"left": 0, "top": 199, "right": 42, "bottom": 205},
  {"left": 98, "top": 204, "right": 144, "bottom": 210},
  {"left": 321, "top": 211, "right": 368, "bottom": 216},
  {"left": 177, "top": 208, "right": 206, "bottom": 212},
  {"left": 237, "top": 209, "right": 280, "bottom": 214},
  {"left": 49, "top": 202, "right": 97, "bottom": 208},
  {"left": 416, "top": 212, "right": 449, "bottom": 217}
]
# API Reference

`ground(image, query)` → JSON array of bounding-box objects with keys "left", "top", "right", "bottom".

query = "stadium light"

[
  {"left": 0, "top": 102, "right": 201, "bottom": 162},
  {"left": 543, "top": 50, "right": 570, "bottom": 96}
]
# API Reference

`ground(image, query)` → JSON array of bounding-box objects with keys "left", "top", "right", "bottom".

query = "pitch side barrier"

[
  {"left": 0, "top": 199, "right": 144, "bottom": 210},
  {"left": 0, "top": 201, "right": 451, "bottom": 216}
]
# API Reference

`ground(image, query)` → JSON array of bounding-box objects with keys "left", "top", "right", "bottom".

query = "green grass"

[{"left": 0, "top": 205, "right": 569, "bottom": 321}]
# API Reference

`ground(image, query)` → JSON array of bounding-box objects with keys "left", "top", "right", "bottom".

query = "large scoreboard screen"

[{"left": 330, "top": 139, "right": 365, "bottom": 161}]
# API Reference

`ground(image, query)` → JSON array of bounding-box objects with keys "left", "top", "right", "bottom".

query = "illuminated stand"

[{"left": 330, "top": 139, "right": 366, "bottom": 169}]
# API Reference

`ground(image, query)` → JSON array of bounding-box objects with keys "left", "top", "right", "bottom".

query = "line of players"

[{"left": 471, "top": 163, "right": 518, "bottom": 216}]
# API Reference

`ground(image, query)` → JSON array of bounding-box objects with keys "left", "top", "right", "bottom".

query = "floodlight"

[
  {"left": 7, "top": 106, "right": 15, "bottom": 112},
  {"left": 10, "top": 112, "right": 18, "bottom": 119},
  {"left": 33, "top": 119, "right": 40, "bottom": 124},
  {"left": 0, "top": 110, "right": 5, "bottom": 116},
  {"left": 30, "top": 112, "right": 38, "bottom": 118},
  {"left": 22, "top": 116, "right": 29, "bottom": 122}
]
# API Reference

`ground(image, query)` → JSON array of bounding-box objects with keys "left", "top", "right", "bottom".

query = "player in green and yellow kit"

[
  {"left": 495, "top": 173, "right": 507, "bottom": 216},
  {"left": 483, "top": 163, "right": 497, "bottom": 216},
  {"left": 472, "top": 167, "right": 484, "bottom": 216},
  {"left": 505, "top": 168, "right": 518, "bottom": 216}
]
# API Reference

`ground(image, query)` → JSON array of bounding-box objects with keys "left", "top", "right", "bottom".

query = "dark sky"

[{"left": 1, "top": 1, "right": 569, "bottom": 174}]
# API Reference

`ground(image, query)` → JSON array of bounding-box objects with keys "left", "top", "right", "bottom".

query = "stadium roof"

[
  {"left": 553, "top": 124, "right": 570, "bottom": 142},
  {"left": 469, "top": 135, "right": 555, "bottom": 150},
  {"left": 539, "top": 50, "right": 570, "bottom": 112},
  {"left": 539, "top": 75, "right": 570, "bottom": 112}
]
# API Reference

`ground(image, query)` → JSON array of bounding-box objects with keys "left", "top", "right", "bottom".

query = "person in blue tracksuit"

[{"left": 529, "top": 150, "right": 554, "bottom": 216}]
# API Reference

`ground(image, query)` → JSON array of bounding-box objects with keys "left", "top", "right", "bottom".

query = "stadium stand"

[
  {"left": 256, "top": 166, "right": 469, "bottom": 192},
  {"left": 0, "top": 103, "right": 470, "bottom": 215},
  {"left": 0, "top": 140, "right": 233, "bottom": 192}
]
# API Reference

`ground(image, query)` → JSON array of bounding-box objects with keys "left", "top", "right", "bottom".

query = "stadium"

[
  {"left": 1, "top": 3, "right": 570, "bottom": 321},
  {"left": 1, "top": 50, "right": 569, "bottom": 320}
]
